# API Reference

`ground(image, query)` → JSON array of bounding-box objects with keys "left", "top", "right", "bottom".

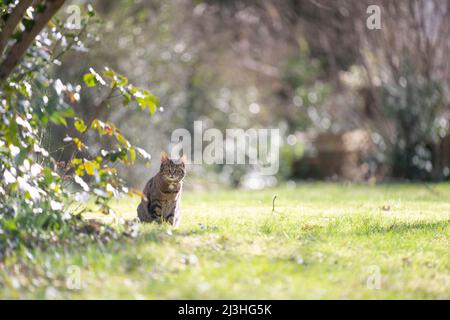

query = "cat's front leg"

[
  {"left": 166, "top": 201, "right": 181, "bottom": 227},
  {"left": 148, "top": 201, "right": 164, "bottom": 223},
  {"left": 167, "top": 213, "right": 180, "bottom": 228},
  {"left": 173, "top": 215, "right": 181, "bottom": 228}
]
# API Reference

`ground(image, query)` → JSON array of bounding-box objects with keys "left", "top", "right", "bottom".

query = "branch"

[
  {"left": 0, "top": 0, "right": 33, "bottom": 56},
  {"left": 0, "top": 0, "right": 66, "bottom": 83},
  {"left": 14, "top": 22, "right": 87, "bottom": 81}
]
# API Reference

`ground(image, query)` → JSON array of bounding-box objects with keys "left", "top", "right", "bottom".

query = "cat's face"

[{"left": 160, "top": 152, "right": 186, "bottom": 183}]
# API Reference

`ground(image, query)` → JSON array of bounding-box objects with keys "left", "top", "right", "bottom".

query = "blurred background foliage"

[
  {"left": 4, "top": 0, "right": 450, "bottom": 194},
  {"left": 50, "top": 0, "right": 450, "bottom": 189}
]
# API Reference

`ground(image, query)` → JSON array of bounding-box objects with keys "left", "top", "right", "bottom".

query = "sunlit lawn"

[{"left": 1, "top": 183, "right": 449, "bottom": 299}]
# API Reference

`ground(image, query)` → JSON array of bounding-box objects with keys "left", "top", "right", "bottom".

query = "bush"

[
  {"left": 0, "top": 2, "right": 155, "bottom": 259},
  {"left": 379, "top": 60, "right": 444, "bottom": 179}
]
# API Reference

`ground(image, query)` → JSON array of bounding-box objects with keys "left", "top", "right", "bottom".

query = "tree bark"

[
  {"left": 0, "top": 0, "right": 66, "bottom": 83},
  {"left": 0, "top": 0, "right": 34, "bottom": 57}
]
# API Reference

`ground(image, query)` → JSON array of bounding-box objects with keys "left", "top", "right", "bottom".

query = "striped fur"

[{"left": 137, "top": 152, "right": 186, "bottom": 226}]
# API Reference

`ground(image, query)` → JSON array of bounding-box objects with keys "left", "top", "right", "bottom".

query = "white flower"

[
  {"left": 74, "top": 175, "right": 90, "bottom": 192},
  {"left": 4, "top": 169, "right": 16, "bottom": 184},
  {"left": 30, "top": 163, "right": 43, "bottom": 177},
  {"left": 50, "top": 200, "right": 63, "bottom": 211},
  {"left": 9, "top": 144, "right": 20, "bottom": 157}
]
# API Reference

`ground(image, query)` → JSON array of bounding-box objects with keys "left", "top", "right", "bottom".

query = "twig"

[{"left": 272, "top": 194, "right": 277, "bottom": 213}]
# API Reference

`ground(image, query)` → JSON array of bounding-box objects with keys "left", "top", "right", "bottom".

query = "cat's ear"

[
  {"left": 161, "top": 151, "right": 169, "bottom": 162},
  {"left": 180, "top": 154, "right": 187, "bottom": 166}
]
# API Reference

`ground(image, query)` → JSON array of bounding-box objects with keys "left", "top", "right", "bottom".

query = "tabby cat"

[{"left": 137, "top": 152, "right": 186, "bottom": 227}]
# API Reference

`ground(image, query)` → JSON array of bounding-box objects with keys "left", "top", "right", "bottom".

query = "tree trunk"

[
  {"left": 0, "top": 0, "right": 34, "bottom": 56},
  {"left": 0, "top": 0, "right": 66, "bottom": 83}
]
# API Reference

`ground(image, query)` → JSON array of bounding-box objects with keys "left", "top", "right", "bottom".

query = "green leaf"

[
  {"left": 89, "top": 68, "right": 106, "bottom": 85},
  {"left": 103, "top": 68, "right": 116, "bottom": 78},
  {"left": 5, "top": 116, "right": 18, "bottom": 145},
  {"left": 22, "top": 18, "right": 35, "bottom": 32},
  {"left": 129, "top": 148, "right": 136, "bottom": 162},
  {"left": 74, "top": 118, "right": 88, "bottom": 133},
  {"left": 17, "top": 81, "right": 32, "bottom": 98},
  {"left": 42, "top": 167, "right": 57, "bottom": 185},
  {"left": 116, "top": 132, "right": 131, "bottom": 148},
  {"left": 83, "top": 73, "right": 97, "bottom": 87},
  {"left": 49, "top": 112, "right": 67, "bottom": 126},
  {"left": 122, "top": 91, "right": 131, "bottom": 106},
  {"left": 73, "top": 138, "right": 85, "bottom": 150},
  {"left": 84, "top": 160, "right": 98, "bottom": 176},
  {"left": 58, "top": 107, "right": 75, "bottom": 118},
  {"left": 87, "top": 3, "right": 95, "bottom": 17}
]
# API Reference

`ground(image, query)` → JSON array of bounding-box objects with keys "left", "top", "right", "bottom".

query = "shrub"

[{"left": 0, "top": 2, "right": 156, "bottom": 259}]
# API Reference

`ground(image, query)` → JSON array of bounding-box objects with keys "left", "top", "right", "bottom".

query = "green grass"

[{"left": 1, "top": 183, "right": 449, "bottom": 299}]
